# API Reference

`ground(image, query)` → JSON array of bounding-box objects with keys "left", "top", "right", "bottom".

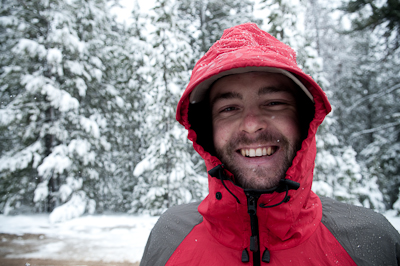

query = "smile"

[{"left": 239, "top": 146, "right": 277, "bottom": 157}]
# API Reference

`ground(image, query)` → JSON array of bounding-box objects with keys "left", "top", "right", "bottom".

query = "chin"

[{"left": 234, "top": 168, "right": 282, "bottom": 190}]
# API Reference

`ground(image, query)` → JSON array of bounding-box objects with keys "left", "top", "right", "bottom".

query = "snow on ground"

[
  {"left": 383, "top": 210, "right": 400, "bottom": 232},
  {"left": 1, "top": 211, "right": 400, "bottom": 263},
  {"left": 0, "top": 213, "right": 159, "bottom": 263}
]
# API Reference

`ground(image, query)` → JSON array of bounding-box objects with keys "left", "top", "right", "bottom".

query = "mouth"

[{"left": 239, "top": 146, "right": 278, "bottom": 158}]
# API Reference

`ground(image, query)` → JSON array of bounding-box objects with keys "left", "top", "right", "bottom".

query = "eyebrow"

[
  {"left": 210, "top": 85, "right": 295, "bottom": 107},
  {"left": 258, "top": 85, "right": 293, "bottom": 96},
  {"left": 210, "top": 91, "right": 242, "bottom": 107}
]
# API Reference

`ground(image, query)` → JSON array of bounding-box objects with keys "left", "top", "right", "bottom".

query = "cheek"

[
  {"left": 212, "top": 121, "right": 233, "bottom": 149},
  {"left": 277, "top": 115, "right": 301, "bottom": 142}
]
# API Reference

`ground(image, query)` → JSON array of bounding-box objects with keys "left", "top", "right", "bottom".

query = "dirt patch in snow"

[
  {"left": 0, "top": 234, "right": 139, "bottom": 266},
  {"left": 0, "top": 258, "right": 139, "bottom": 266}
]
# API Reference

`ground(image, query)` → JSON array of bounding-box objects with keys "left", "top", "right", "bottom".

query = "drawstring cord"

[
  {"left": 259, "top": 179, "right": 300, "bottom": 208},
  {"left": 208, "top": 164, "right": 301, "bottom": 206},
  {"left": 259, "top": 188, "right": 290, "bottom": 208},
  {"left": 208, "top": 164, "right": 241, "bottom": 204}
]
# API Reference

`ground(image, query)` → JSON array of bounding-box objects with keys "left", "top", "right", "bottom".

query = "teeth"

[
  {"left": 240, "top": 147, "right": 276, "bottom": 157},
  {"left": 249, "top": 149, "right": 255, "bottom": 157}
]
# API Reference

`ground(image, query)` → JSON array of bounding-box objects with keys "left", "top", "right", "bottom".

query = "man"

[{"left": 140, "top": 23, "right": 400, "bottom": 265}]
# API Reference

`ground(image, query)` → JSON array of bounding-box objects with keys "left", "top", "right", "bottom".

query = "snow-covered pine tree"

[
  {"left": 0, "top": 0, "right": 141, "bottom": 218},
  {"left": 98, "top": 1, "right": 151, "bottom": 212},
  {"left": 258, "top": 0, "right": 385, "bottom": 209},
  {"left": 0, "top": 0, "right": 79, "bottom": 214},
  {"left": 341, "top": 0, "right": 399, "bottom": 55},
  {"left": 339, "top": 0, "right": 400, "bottom": 210},
  {"left": 259, "top": 0, "right": 322, "bottom": 81},
  {"left": 313, "top": 116, "right": 385, "bottom": 210},
  {"left": 177, "top": 0, "right": 261, "bottom": 62},
  {"left": 131, "top": 0, "right": 207, "bottom": 215}
]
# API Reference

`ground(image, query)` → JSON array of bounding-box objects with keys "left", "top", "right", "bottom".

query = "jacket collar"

[{"left": 197, "top": 128, "right": 323, "bottom": 250}]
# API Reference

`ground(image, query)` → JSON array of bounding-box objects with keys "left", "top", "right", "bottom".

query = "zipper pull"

[
  {"left": 242, "top": 249, "right": 249, "bottom": 263},
  {"left": 247, "top": 195, "right": 257, "bottom": 215},
  {"left": 250, "top": 236, "right": 259, "bottom": 252},
  {"left": 262, "top": 248, "right": 270, "bottom": 263}
]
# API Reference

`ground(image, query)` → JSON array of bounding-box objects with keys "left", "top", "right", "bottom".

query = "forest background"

[{"left": 0, "top": 0, "right": 399, "bottom": 221}]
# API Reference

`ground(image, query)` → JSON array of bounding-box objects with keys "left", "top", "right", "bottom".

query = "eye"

[
  {"left": 220, "top": 106, "right": 238, "bottom": 113},
  {"left": 266, "top": 101, "right": 285, "bottom": 106}
]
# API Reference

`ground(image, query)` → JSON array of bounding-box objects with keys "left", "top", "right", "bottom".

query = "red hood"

[{"left": 176, "top": 23, "right": 331, "bottom": 250}]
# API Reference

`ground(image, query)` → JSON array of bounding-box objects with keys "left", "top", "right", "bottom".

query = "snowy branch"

[
  {"left": 346, "top": 83, "right": 400, "bottom": 113},
  {"left": 348, "top": 120, "right": 400, "bottom": 141}
]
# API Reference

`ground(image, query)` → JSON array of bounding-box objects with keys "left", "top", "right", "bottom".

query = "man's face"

[{"left": 210, "top": 72, "right": 302, "bottom": 189}]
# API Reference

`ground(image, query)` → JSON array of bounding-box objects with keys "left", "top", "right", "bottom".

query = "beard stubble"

[{"left": 215, "top": 131, "right": 301, "bottom": 189}]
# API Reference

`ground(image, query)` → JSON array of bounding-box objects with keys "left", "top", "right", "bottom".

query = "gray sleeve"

[
  {"left": 139, "top": 201, "right": 203, "bottom": 266},
  {"left": 320, "top": 196, "right": 400, "bottom": 266}
]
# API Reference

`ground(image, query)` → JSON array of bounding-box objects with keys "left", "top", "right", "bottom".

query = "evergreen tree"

[
  {"left": 177, "top": 0, "right": 261, "bottom": 64},
  {"left": 131, "top": 0, "right": 207, "bottom": 215},
  {"left": 313, "top": 116, "right": 384, "bottom": 210},
  {"left": 259, "top": 0, "right": 385, "bottom": 209},
  {"left": 102, "top": 1, "right": 152, "bottom": 212},
  {"left": 337, "top": 0, "right": 400, "bottom": 209},
  {"left": 0, "top": 0, "right": 142, "bottom": 217},
  {"left": 259, "top": 0, "right": 325, "bottom": 82},
  {"left": 342, "top": 0, "right": 400, "bottom": 54}
]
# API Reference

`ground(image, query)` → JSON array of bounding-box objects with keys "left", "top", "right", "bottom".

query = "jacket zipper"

[
  {"left": 246, "top": 192, "right": 261, "bottom": 266},
  {"left": 209, "top": 165, "right": 277, "bottom": 264}
]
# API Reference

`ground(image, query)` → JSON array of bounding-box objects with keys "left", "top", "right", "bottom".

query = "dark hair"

[
  {"left": 294, "top": 86, "right": 315, "bottom": 141},
  {"left": 188, "top": 94, "right": 216, "bottom": 155}
]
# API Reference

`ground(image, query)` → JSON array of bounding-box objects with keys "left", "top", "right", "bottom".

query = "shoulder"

[
  {"left": 320, "top": 196, "right": 400, "bottom": 265},
  {"left": 140, "top": 201, "right": 203, "bottom": 266},
  {"left": 158, "top": 200, "right": 203, "bottom": 225},
  {"left": 320, "top": 195, "right": 392, "bottom": 227}
]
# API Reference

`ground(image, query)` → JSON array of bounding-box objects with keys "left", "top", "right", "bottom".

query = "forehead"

[{"left": 209, "top": 72, "right": 298, "bottom": 100}]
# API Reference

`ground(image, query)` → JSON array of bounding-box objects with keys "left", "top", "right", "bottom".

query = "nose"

[{"left": 239, "top": 107, "right": 267, "bottom": 134}]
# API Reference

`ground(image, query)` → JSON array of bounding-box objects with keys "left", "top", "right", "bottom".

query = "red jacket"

[{"left": 141, "top": 23, "right": 400, "bottom": 266}]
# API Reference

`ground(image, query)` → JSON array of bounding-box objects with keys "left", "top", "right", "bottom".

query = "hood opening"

[
  {"left": 188, "top": 90, "right": 216, "bottom": 156},
  {"left": 189, "top": 66, "right": 314, "bottom": 104},
  {"left": 294, "top": 83, "right": 315, "bottom": 141},
  {"left": 187, "top": 79, "right": 315, "bottom": 159}
]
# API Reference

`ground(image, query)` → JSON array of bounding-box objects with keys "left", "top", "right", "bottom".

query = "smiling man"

[
  {"left": 210, "top": 72, "right": 302, "bottom": 190},
  {"left": 140, "top": 23, "right": 400, "bottom": 266}
]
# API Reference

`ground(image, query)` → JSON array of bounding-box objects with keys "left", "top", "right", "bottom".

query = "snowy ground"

[
  {"left": 0, "top": 213, "right": 159, "bottom": 264},
  {"left": 0, "top": 211, "right": 400, "bottom": 264},
  {"left": 383, "top": 210, "right": 400, "bottom": 231}
]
